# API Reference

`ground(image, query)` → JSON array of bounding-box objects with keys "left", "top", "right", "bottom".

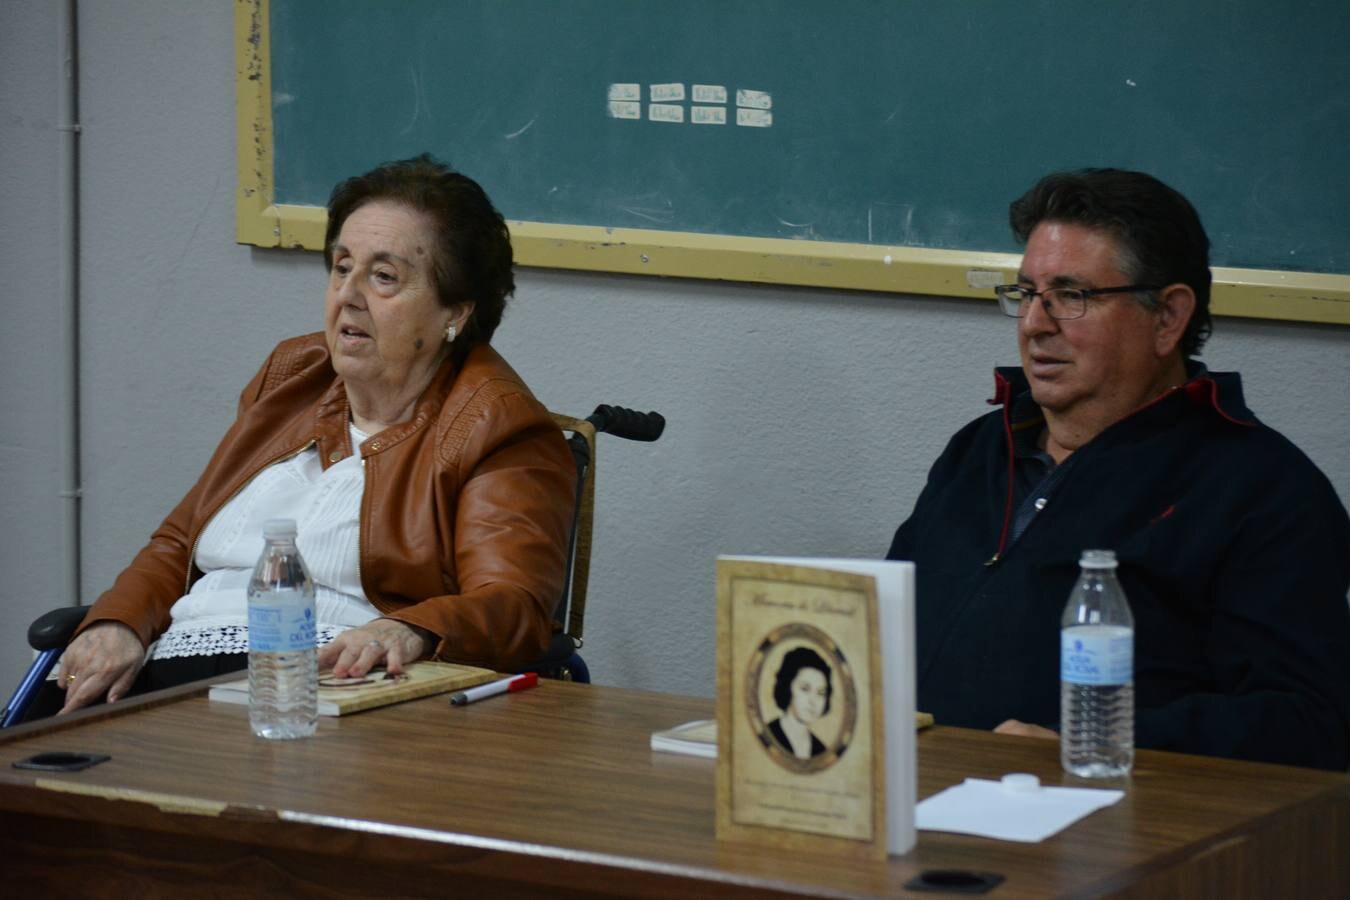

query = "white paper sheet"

[{"left": 915, "top": 775, "right": 1124, "bottom": 843}]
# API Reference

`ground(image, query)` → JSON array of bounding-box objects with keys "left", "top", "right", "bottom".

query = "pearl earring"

[{"left": 444, "top": 322, "right": 457, "bottom": 343}]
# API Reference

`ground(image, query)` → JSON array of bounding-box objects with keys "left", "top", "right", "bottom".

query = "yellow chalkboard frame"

[{"left": 235, "top": 0, "right": 1348, "bottom": 325}]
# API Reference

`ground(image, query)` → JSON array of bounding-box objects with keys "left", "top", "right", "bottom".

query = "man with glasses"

[{"left": 887, "top": 168, "right": 1350, "bottom": 770}]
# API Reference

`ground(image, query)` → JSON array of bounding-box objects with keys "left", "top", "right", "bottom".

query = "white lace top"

[{"left": 151, "top": 422, "right": 380, "bottom": 659}]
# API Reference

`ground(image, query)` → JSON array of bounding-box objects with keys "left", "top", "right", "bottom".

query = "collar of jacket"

[
  {"left": 310, "top": 343, "right": 507, "bottom": 466},
  {"left": 986, "top": 360, "right": 1257, "bottom": 429}
]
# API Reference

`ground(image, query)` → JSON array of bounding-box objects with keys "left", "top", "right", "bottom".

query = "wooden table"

[{"left": 1, "top": 680, "right": 1346, "bottom": 897}]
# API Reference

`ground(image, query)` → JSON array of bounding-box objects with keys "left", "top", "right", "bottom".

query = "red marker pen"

[{"left": 450, "top": 672, "right": 538, "bottom": 706}]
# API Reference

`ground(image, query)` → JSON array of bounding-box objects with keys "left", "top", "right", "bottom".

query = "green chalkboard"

[
  {"left": 238, "top": 0, "right": 1350, "bottom": 323},
  {"left": 266, "top": 0, "right": 1349, "bottom": 275}
]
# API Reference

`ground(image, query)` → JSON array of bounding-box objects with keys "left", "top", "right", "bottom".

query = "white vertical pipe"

[{"left": 56, "top": 0, "right": 81, "bottom": 608}]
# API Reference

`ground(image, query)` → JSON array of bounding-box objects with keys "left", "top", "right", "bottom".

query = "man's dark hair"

[
  {"left": 325, "top": 154, "right": 514, "bottom": 362},
  {"left": 1009, "top": 168, "right": 1212, "bottom": 357},
  {"left": 772, "top": 646, "right": 833, "bottom": 715}
]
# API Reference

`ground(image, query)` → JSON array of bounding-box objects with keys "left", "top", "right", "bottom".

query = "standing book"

[
  {"left": 714, "top": 556, "right": 916, "bottom": 859},
  {"left": 209, "top": 660, "right": 498, "bottom": 716}
]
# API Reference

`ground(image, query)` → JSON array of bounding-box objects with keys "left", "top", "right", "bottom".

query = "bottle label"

[
  {"left": 248, "top": 591, "right": 316, "bottom": 653},
  {"left": 1061, "top": 625, "right": 1132, "bottom": 686}
]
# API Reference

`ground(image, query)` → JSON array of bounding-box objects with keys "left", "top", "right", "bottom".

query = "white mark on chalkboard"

[
  {"left": 608, "top": 83, "right": 641, "bottom": 102},
  {"left": 273, "top": 92, "right": 295, "bottom": 108},
  {"left": 400, "top": 65, "right": 426, "bottom": 135},
  {"left": 619, "top": 196, "right": 675, "bottom": 224},
  {"left": 650, "top": 83, "right": 686, "bottom": 102},
  {"left": 504, "top": 116, "right": 537, "bottom": 140},
  {"left": 736, "top": 108, "right": 772, "bottom": 128},
  {"left": 869, "top": 202, "right": 917, "bottom": 245},
  {"left": 692, "top": 106, "right": 727, "bottom": 125},
  {"left": 1125, "top": 79, "right": 1137, "bottom": 87},
  {"left": 608, "top": 101, "right": 641, "bottom": 120},
  {"left": 778, "top": 218, "right": 812, "bottom": 228},
  {"left": 693, "top": 84, "right": 727, "bottom": 104},
  {"left": 736, "top": 89, "right": 772, "bottom": 110},
  {"left": 649, "top": 104, "right": 685, "bottom": 123}
]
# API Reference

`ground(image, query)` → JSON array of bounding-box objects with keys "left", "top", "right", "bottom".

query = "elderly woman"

[{"left": 45, "top": 155, "right": 574, "bottom": 717}]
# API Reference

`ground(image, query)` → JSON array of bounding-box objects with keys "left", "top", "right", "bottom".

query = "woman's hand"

[
  {"left": 57, "top": 622, "right": 146, "bottom": 714},
  {"left": 318, "top": 618, "right": 435, "bottom": 679},
  {"left": 994, "top": 719, "right": 1059, "bottom": 740}
]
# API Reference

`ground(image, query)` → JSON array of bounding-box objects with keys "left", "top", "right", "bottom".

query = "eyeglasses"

[{"left": 994, "top": 283, "right": 1162, "bottom": 320}]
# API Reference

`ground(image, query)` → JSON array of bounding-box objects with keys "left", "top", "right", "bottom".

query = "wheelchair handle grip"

[
  {"left": 587, "top": 405, "right": 665, "bottom": 442},
  {"left": 30, "top": 605, "right": 89, "bottom": 652}
]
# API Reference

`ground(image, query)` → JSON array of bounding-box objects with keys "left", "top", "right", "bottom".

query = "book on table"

[
  {"left": 650, "top": 719, "right": 718, "bottom": 758},
  {"left": 208, "top": 660, "right": 498, "bottom": 716},
  {"left": 652, "top": 712, "right": 933, "bottom": 759}
]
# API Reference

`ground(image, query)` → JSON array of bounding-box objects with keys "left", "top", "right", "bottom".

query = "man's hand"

[
  {"left": 994, "top": 719, "right": 1059, "bottom": 740},
  {"left": 57, "top": 622, "right": 146, "bottom": 714}
]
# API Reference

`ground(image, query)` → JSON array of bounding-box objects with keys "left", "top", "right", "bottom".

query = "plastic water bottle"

[
  {"left": 1060, "top": 549, "right": 1134, "bottom": 777},
  {"left": 247, "top": 518, "right": 317, "bottom": 739}
]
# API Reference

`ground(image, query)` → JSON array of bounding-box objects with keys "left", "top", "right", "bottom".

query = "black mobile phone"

[
  {"left": 904, "top": 870, "right": 1005, "bottom": 894},
  {"left": 12, "top": 751, "right": 111, "bottom": 772}
]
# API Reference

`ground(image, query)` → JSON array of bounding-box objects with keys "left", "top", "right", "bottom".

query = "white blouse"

[{"left": 151, "top": 422, "right": 379, "bottom": 659}]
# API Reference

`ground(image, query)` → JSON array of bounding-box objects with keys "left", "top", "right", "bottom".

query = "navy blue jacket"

[{"left": 888, "top": 367, "right": 1350, "bottom": 770}]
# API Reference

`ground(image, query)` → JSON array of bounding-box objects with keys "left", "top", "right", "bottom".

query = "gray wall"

[
  {"left": 3, "top": 1, "right": 1346, "bottom": 698},
  {"left": 2, "top": 2, "right": 65, "bottom": 698}
]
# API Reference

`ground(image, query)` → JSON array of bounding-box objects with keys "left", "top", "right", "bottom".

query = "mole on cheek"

[{"left": 415, "top": 338, "right": 424, "bottom": 350}]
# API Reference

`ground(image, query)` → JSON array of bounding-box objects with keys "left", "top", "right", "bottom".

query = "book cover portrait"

[{"left": 747, "top": 622, "right": 857, "bottom": 774}]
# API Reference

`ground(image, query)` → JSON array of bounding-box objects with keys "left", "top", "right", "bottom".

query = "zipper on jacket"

[
  {"left": 355, "top": 454, "right": 365, "bottom": 605},
  {"left": 183, "top": 439, "right": 317, "bottom": 592},
  {"left": 988, "top": 399, "right": 1018, "bottom": 566}
]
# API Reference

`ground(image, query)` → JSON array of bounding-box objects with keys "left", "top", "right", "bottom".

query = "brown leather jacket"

[{"left": 78, "top": 333, "right": 576, "bottom": 670}]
